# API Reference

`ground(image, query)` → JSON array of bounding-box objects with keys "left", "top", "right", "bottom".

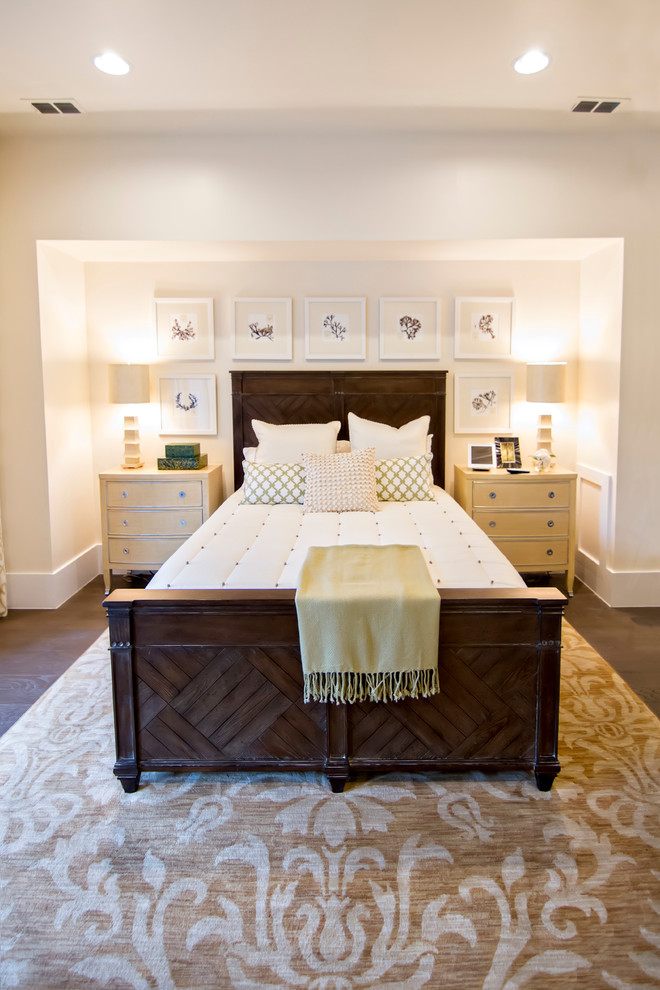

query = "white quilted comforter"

[{"left": 148, "top": 487, "right": 525, "bottom": 591}]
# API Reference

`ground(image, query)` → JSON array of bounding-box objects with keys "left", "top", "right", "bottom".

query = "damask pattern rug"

[{"left": 1, "top": 623, "right": 659, "bottom": 990}]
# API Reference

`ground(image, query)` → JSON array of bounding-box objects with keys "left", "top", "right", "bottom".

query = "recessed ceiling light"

[
  {"left": 513, "top": 50, "right": 550, "bottom": 75},
  {"left": 93, "top": 52, "right": 130, "bottom": 76}
]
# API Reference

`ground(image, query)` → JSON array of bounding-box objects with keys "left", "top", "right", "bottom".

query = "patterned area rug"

[{"left": 1, "top": 624, "right": 659, "bottom": 990}]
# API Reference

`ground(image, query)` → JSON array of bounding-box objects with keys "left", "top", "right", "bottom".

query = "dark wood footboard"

[{"left": 104, "top": 587, "right": 565, "bottom": 793}]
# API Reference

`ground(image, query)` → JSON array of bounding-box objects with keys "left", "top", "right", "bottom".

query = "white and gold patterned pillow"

[
  {"left": 375, "top": 453, "right": 434, "bottom": 501},
  {"left": 302, "top": 448, "right": 378, "bottom": 513},
  {"left": 240, "top": 461, "right": 305, "bottom": 504}
]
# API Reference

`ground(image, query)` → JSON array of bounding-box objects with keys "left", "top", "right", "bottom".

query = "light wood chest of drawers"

[
  {"left": 99, "top": 465, "right": 223, "bottom": 593},
  {"left": 454, "top": 465, "right": 577, "bottom": 594}
]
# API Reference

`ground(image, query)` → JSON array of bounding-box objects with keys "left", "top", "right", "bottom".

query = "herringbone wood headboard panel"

[{"left": 230, "top": 370, "right": 447, "bottom": 490}]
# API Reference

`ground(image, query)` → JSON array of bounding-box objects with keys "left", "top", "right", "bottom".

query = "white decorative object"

[
  {"left": 108, "top": 364, "right": 150, "bottom": 469},
  {"left": 531, "top": 447, "right": 554, "bottom": 472},
  {"left": 526, "top": 362, "right": 567, "bottom": 457}
]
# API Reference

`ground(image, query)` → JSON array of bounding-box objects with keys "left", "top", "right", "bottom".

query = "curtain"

[{"left": 0, "top": 503, "right": 7, "bottom": 617}]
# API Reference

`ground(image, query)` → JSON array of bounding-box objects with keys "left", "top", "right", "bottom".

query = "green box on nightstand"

[{"left": 165, "top": 443, "right": 201, "bottom": 458}]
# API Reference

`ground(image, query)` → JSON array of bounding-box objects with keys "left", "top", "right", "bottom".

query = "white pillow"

[
  {"left": 245, "top": 439, "right": 349, "bottom": 462},
  {"left": 252, "top": 420, "right": 341, "bottom": 464},
  {"left": 348, "top": 412, "right": 431, "bottom": 459},
  {"left": 302, "top": 448, "right": 378, "bottom": 513}
]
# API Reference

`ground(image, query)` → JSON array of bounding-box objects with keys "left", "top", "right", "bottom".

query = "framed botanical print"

[
  {"left": 305, "top": 298, "right": 366, "bottom": 360},
  {"left": 454, "top": 374, "right": 514, "bottom": 434},
  {"left": 154, "top": 298, "right": 214, "bottom": 360},
  {"left": 158, "top": 375, "right": 217, "bottom": 435},
  {"left": 232, "top": 298, "right": 292, "bottom": 360},
  {"left": 454, "top": 297, "right": 514, "bottom": 359},
  {"left": 379, "top": 297, "right": 442, "bottom": 360}
]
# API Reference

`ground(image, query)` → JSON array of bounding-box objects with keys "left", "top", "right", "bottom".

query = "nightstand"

[
  {"left": 99, "top": 465, "right": 223, "bottom": 593},
  {"left": 454, "top": 465, "right": 577, "bottom": 594}
]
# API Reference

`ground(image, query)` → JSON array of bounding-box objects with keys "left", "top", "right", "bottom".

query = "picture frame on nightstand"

[{"left": 494, "top": 436, "right": 522, "bottom": 468}]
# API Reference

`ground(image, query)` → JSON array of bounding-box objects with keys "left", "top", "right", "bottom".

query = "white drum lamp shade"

[
  {"left": 526, "top": 362, "right": 566, "bottom": 458},
  {"left": 109, "top": 364, "right": 150, "bottom": 468}
]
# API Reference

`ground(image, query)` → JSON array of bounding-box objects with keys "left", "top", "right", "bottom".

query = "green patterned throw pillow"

[
  {"left": 241, "top": 461, "right": 306, "bottom": 504},
  {"left": 375, "top": 453, "right": 434, "bottom": 501}
]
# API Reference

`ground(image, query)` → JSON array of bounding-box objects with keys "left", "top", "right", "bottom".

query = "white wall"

[{"left": 0, "top": 129, "right": 657, "bottom": 606}]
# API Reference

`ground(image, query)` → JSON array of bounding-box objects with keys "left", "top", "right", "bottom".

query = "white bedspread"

[{"left": 147, "top": 487, "right": 525, "bottom": 591}]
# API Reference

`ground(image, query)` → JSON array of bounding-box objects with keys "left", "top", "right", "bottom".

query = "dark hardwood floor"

[{"left": 1, "top": 574, "right": 659, "bottom": 737}]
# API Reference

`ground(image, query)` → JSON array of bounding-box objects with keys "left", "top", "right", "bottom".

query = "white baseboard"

[
  {"left": 7, "top": 545, "right": 102, "bottom": 609},
  {"left": 576, "top": 550, "right": 660, "bottom": 607}
]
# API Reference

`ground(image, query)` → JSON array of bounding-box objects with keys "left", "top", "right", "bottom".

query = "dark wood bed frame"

[{"left": 104, "top": 370, "right": 564, "bottom": 794}]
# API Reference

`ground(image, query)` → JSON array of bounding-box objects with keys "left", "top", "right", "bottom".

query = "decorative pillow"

[
  {"left": 252, "top": 420, "right": 341, "bottom": 464},
  {"left": 348, "top": 412, "right": 431, "bottom": 459},
  {"left": 240, "top": 461, "right": 305, "bottom": 504},
  {"left": 376, "top": 453, "right": 434, "bottom": 501},
  {"left": 302, "top": 447, "right": 378, "bottom": 513}
]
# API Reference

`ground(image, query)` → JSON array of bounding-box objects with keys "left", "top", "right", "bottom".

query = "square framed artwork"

[
  {"left": 494, "top": 435, "right": 522, "bottom": 468},
  {"left": 305, "top": 298, "right": 366, "bottom": 361},
  {"left": 232, "top": 297, "right": 292, "bottom": 360},
  {"left": 454, "top": 297, "right": 515, "bottom": 359},
  {"left": 454, "top": 374, "right": 514, "bottom": 434},
  {"left": 154, "top": 298, "right": 214, "bottom": 360},
  {"left": 158, "top": 375, "right": 217, "bottom": 435},
  {"left": 379, "top": 297, "right": 442, "bottom": 360}
]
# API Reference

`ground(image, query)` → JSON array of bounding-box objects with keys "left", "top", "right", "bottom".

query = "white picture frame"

[
  {"left": 379, "top": 297, "right": 442, "bottom": 360},
  {"left": 468, "top": 443, "right": 496, "bottom": 470},
  {"left": 158, "top": 375, "right": 217, "bottom": 435},
  {"left": 454, "top": 297, "right": 515, "bottom": 359},
  {"left": 454, "top": 374, "right": 514, "bottom": 434},
  {"left": 232, "top": 297, "right": 292, "bottom": 360},
  {"left": 305, "top": 298, "right": 366, "bottom": 361},
  {"left": 154, "top": 298, "right": 214, "bottom": 360}
]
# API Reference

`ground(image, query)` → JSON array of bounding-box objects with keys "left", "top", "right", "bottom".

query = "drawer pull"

[
  {"left": 547, "top": 520, "right": 554, "bottom": 528},
  {"left": 121, "top": 491, "right": 128, "bottom": 499},
  {"left": 489, "top": 491, "right": 497, "bottom": 500},
  {"left": 122, "top": 519, "right": 128, "bottom": 527},
  {"left": 546, "top": 548, "right": 554, "bottom": 556},
  {"left": 179, "top": 519, "right": 187, "bottom": 527},
  {"left": 548, "top": 491, "right": 556, "bottom": 499},
  {"left": 179, "top": 491, "right": 187, "bottom": 499},
  {"left": 123, "top": 547, "right": 130, "bottom": 556},
  {"left": 489, "top": 521, "right": 496, "bottom": 528}
]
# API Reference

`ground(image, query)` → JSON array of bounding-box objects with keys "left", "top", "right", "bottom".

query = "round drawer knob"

[
  {"left": 489, "top": 491, "right": 497, "bottom": 500},
  {"left": 179, "top": 519, "right": 187, "bottom": 527},
  {"left": 546, "top": 548, "right": 554, "bottom": 556},
  {"left": 122, "top": 519, "right": 129, "bottom": 527},
  {"left": 547, "top": 520, "right": 554, "bottom": 528},
  {"left": 123, "top": 547, "right": 130, "bottom": 556},
  {"left": 489, "top": 521, "right": 496, "bottom": 528},
  {"left": 179, "top": 491, "right": 186, "bottom": 499},
  {"left": 548, "top": 491, "right": 556, "bottom": 499},
  {"left": 121, "top": 491, "right": 128, "bottom": 499}
]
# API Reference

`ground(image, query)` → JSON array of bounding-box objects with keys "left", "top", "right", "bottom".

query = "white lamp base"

[{"left": 121, "top": 415, "right": 144, "bottom": 469}]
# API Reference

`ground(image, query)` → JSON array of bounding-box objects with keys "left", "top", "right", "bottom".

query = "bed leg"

[
  {"left": 115, "top": 762, "right": 141, "bottom": 793},
  {"left": 327, "top": 772, "right": 348, "bottom": 793},
  {"left": 534, "top": 771, "right": 556, "bottom": 792}
]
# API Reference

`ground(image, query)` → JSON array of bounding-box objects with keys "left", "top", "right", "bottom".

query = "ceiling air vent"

[
  {"left": 572, "top": 99, "right": 621, "bottom": 114},
  {"left": 29, "top": 99, "right": 83, "bottom": 115}
]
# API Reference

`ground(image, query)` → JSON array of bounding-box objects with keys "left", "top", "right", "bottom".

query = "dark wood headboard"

[{"left": 230, "top": 370, "right": 447, "bottom": 489}]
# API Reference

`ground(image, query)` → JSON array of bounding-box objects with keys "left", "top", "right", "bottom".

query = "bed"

[{"left": 104, "top": 370, "right": 564, "bottom": 794}]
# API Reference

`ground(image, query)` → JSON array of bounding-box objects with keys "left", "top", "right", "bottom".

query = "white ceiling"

[{"left": 1, "top": 0, "right": 659, "bottom": 136}]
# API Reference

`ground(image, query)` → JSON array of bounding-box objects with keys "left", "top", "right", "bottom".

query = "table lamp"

[
  {"left": 526, "top": 362, "right": 566, "bottom": 466},
  {"left": 108, "top": 364, "right": 150, "bottom": 468}
]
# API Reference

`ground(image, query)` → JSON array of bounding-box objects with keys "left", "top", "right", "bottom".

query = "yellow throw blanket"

[{"left": 295, "top": 544, "right": 440, "bottom": 704}]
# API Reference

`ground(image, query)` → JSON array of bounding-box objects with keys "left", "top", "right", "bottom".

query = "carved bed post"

[
  {"left": 534, "top": 598, "right": 564, "bottom": 790},
  {"left": 107, "top": 600, "right": 141, "bottom": 793}
]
